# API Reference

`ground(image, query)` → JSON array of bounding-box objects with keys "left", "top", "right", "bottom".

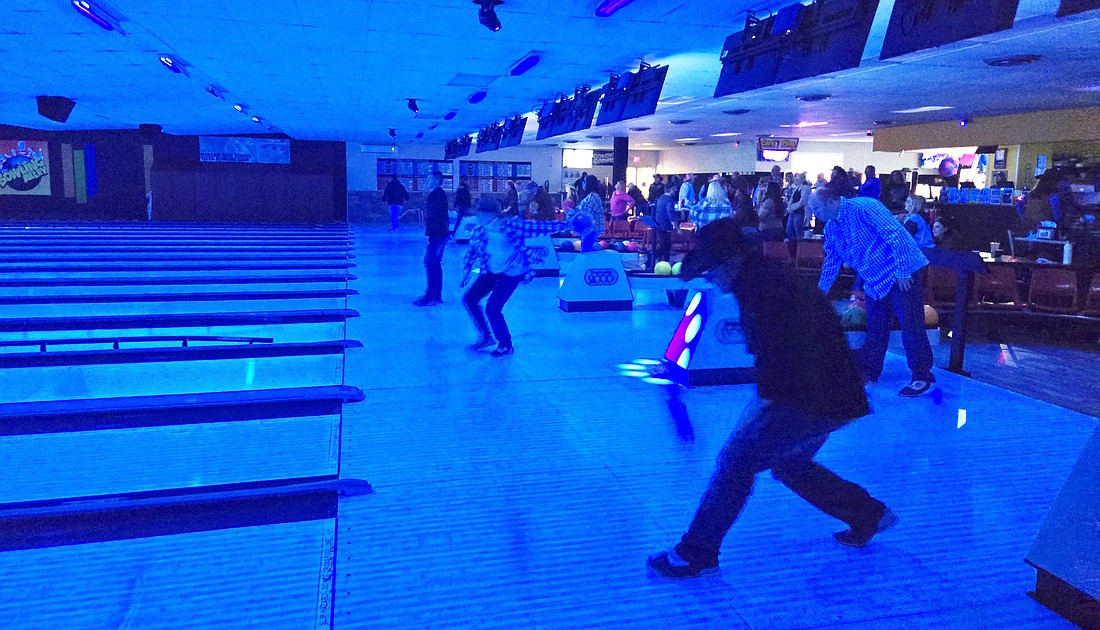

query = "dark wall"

[
  {"left": 0, "top": 124, "right": 347, "bottom": 223},
  {"left": 0, "top": 125, "right": 147, "bottom": 221}
]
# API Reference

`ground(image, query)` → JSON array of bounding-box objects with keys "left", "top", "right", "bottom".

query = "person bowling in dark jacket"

[
  {"left": 414, "top": 171, "right": 450, "bottom": 307},
  {"left": 647, "top": 218, "right": 897, "bottom": 578}
]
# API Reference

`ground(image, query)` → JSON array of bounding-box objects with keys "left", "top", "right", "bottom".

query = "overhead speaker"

[{"left": 36, "top": 96, "right": 76, "bottom": 123}]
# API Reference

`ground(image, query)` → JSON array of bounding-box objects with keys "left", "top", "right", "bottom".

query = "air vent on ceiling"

[
  {"left": 629, "top": 126, "right": 650, "bottom": 132},
  {"left": 668, "top": 119, "right": 693, "bottom": 125},
  {"left": 723, "top": 109, "right": 750, "bottom": 115},
  {"left": 873, "top": 120, "right": 894, "bottom": 126},
  {"left": 796, "top": 94, "right": 831, "bottom": 102}
]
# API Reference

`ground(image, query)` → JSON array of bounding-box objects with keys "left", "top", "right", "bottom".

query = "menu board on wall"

[
  {"left": 459, "top": 160, "right": 533, "bottom": 193},
  {"left": 377, "top": 159, "right": 453, "bottom": 191},
  {"left": 0, "top": 140, "right": 51, "bottom": 196},
  {"left": 199, "top": 137, "right": 290, "bottom": 164}
]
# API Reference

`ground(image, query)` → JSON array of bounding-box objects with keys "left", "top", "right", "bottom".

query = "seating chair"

[
  {"left": 974, "top": 266, "right": 1023, "bottom": 309},
  {"left": 795, "top": 240, "right": 825, "bottom": 269},
  {"left": 1028, "top": 268, "right": 1079, "bottom": 314},
  {"left": 761, "top": 241, "right": 791, "bottom": 264},
  {"left": 925, "top": 265, "right": 958, "bottom": 308},
  {"left": 1083, "top": 274, "right": 1100, "bottom": 317}
]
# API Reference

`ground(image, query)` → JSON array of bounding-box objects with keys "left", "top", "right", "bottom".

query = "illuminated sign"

[
  {"left": 757, "top": 137, "right": 799, "bottom": 151},
  {"left": 584, "top": 268, "right": 619, "bottom": 286},
  {"left": 0, "top": 141, "right": 50, "bottom": 196},
  {"left": 199, "top": 137, "right": 290, "bottom": 164}
]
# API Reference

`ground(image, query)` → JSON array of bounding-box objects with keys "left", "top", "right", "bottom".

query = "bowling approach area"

[{"left": 0, "top": 223, "right": 1094, "bottom": 629}]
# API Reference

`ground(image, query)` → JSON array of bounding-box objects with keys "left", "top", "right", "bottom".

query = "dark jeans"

[
  {"left": 655, "top": 229, "right": 672, "bottom": 263},
  {"left": 463, "top": 272, "right": 522, "bottom": 346},
  {"left": 862, "top": 267, "right": 933, "bottom": 382},
  {"left": 679, "top": 399, "right": 884, "bottom": 564},
  {"left": 423, "top": 236, "right": 447, "bottom": 300},
  {"left": 785, "top": 212, "right": 804, "bottom": 241},
  {"left": 389, "top": 205, "right": 401, "bottom": 230}
]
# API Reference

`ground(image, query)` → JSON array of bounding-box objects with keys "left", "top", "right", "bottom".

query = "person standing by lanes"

[
  {"left": 452, "top": 177, "right": 474, "bottom": 236},
  {"left": 811, "top": 181, "right": 936, "bottom": 397},
  {"left": 649, "top": 175, "right": 666, "bottom": 205},
  {"left": 646, "top": 219, "right": 895, "bottom": 579},
  {"left": 785, "top": 172, "right": 811, "bottom": 241},
  {"left": 382, "top": 175, "right": 409, "bottom": 231},
  {"left": 858, "top": 165, "right": 881, "bottom": 200},
  {"left": 413, "top": 171, "right": 449, "bottom": 307}
]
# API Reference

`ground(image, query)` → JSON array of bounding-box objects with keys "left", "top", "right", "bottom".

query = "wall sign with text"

[
  {"left": 0, "top": 141, "right": 51, "bottom": 196},
  {"left": 199, "top": 137, "right": 290, "bottom": 164}
]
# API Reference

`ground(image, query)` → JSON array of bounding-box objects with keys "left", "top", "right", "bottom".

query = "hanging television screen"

[{"left": 880, "top": 0, "right": 1020, "bottom": 60}]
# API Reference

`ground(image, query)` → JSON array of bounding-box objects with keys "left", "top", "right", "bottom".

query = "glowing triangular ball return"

[{"left": 661, "top": 289, "right": 756, "bottom": 387}]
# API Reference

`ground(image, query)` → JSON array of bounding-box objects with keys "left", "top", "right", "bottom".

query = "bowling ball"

[
  {"left": 624, "top": 241, "right": 640, "bottom": 253},
  {"left": 924, "top": 304, "right": 939, "bottom": 327},
  {"left": 573, "top": 240, "right": 582, "bottom": 252},
  {"left": 672, "top": 262, "right": 682, "bottom": 276},
  {"left": 841, "top": 305, "right": 866, "bottom": 330},
  {"left": 655, "top": 261, "right": 673, "bottom": 276},
  {"left": 599, "top": 240, "right": 610, "bottom": 250},
  {"left": 612, "top": 241, "right": 627, "bottom": 253}
]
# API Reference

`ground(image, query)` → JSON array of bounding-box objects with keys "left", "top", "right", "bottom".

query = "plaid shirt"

[
  {"left": 819, "top": 196, "right": 928, "bottom": 300},
  {"left": 461, "top": 217, "right": 570, "bottom": 286},
  {"left": 688, "top": 202, "right": 734, "bottom": 230}
]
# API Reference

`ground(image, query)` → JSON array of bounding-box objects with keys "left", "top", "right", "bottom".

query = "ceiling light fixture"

[
  {"left": 872, "top": 120, "right": 894, "bottom": 126},
  {"left": 510, "top": 51, "right": 541, "bottom": 76},
  {"left": 158, "top": 54, "right": 187, "bottom": 76},
  {"left": 389, "top": 128, "right": 397, "bottom": 139},
  {"left": 983, "top": 54, "right": 1041, "bottom": 67},
  {"left": 416, "top": 132, "right": 425, "bottom": 139},
  {"left": 779, "top": 121, "right": 828, "bottom": 128},
  {"left": 675, "top": 137, "right": 701, "bottom": 142},
  {"left": 469, "top": 91, "right": 488, "bottom": 105},
  {"left": 233, "top": 103, "right": 246, "bottom": 113},
  {"left": 443, "top": 111, "right": 458, "bottom": 121},
  {"left": 669, "top": 119, "right": 693, "bottom": 125},
  {"left": 594, "top": 0, "right": 637, "bottom": 17},
  {"left": 251, "top": 116, "right": 262, "bottom": 124},
  {"left": 723, "top": 109, "right": 751, "bottom": 115},
  {"left": 205, "top": 85, "right": 226, "bottom": 100},
  {"left": 407, "top": 99, "right": 419, "bottom": 114},
  {"left": 428, "top": 123, "right": 440, "bottom": 130},
  {"left": 796, "top": 94, "right": 831, "bottom": 102},
  {"left": 475, "top": 0, "right": 503, "bottom": 32},
  {"left": 892, "top": 106, "right": 953, "bottom": 114},
  {"left": 628, "top": 127, "right": 650, "bottom": 132},
  {"left": 586, "top": 135, "right": 604, "bottom": 139},
  {"left": 958, "top": 117, "right": 969, "bottom": 127},
  {"left": 71, "top": 0, "right": 118, "bottom": 31},
  {"left": 711, "top": 132, "right": 741, "bottom": 137}
]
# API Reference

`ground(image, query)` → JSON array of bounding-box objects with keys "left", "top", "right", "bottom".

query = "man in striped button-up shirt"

[{"left": 811, "top": 182, "right": 935, "bottom": 398}]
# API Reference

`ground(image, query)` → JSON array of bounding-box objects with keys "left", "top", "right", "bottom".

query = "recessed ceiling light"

[
  {"left": 873, "top": 120, "right": 894, "bottom": 126},
  {"left": 669, "top": 120, "right": 693, "bottom": 125},
  {"left": 564, "top": 140, "right": 579, "bottom": 143},
  {"left": 796, "top": 94, "right": 830, "bottom": 102},
  {"left": 711, "top": 132, "right": 741, "bottom": 137},
  {"left": 233, "top": 103, "right": 246, "bottom": 113},
  {"left": 682, "top": 142, "right": 697, "bottom": 146},
  {"left": 251, "top": 116, "right": 262, "bottom": 124},
  {"left": 984, "top": 54, "right": 1041, "bottom": 67},
  {"left": 779, "top": 121, "right": 828, "bottom": 128},
  {"left": 586, "top": 134, "right": 604, "bottom": 139},
  {"left": 158, "top": 55, "right": 185, "bottom": 75},
  {"left": 468, "top": 90, "right": 488, "bottom": 104},
  {"left": 443, "top": 111, "right": 457, "bottom": 121},
  {"left": 640, "top": 142, "right": 653, "bottom": 146},
  {"left": 723, "top": 109, "right": 751, "bottom": 115},
  {"left": 510, "top": 51, "right": 541, "bottom": 77},
  {"left": 629, "top": 126, "right": 650, "bottom": 132},
  {"left": 892, "top": 106, "right": 953, "bottom": 114},
  {"left": 675, "top": 137, "right": 701, "bottom": 142},
  {"left": 205, "top": 85, "right": 225, "bottom": 100}
]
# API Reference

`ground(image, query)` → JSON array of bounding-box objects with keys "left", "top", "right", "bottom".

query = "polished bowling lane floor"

[{"left": 1, "top": 225, "right": 1093, "bottom": 629}]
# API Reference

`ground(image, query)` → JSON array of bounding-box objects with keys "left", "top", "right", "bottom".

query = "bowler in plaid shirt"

[{"left": 810, "top": 182, "right": 935, "bottom": 397}]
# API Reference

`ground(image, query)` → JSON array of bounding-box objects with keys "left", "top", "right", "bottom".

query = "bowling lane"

[
  {"left": 0, "top": 414, "right": 339, "bottom": 503},
  {"left": 0, "top": 278, "right": 353, "bottom": 297},
  {"left": 3, "top": 353, "right": 346, "bottom": 402},
  {"left": 0, "top": 295, "right": 351, "bottom": 317},
  {"left": 0, "top": 519, "right": 334, "bottom": 629},
  {"left": 0, "top": 321, "right": 347, "bottom": 345}
]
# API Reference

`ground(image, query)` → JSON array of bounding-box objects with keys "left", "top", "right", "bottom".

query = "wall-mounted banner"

[
  {"left": 0, "top": 141, "right": 51, "bottom": 195},
  {"left": 592, "top": 150, "right": 616, "bottom": 166},
  {"left": 758, "top": 137, "right": 799, "bottom": 151},
  {"left": 199, "top": 136, "right": 290, "bottom": 164}
]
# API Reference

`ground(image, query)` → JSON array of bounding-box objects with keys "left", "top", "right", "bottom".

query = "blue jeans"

[
  {"left": 389, "top": 205, "right": 401, "bottom": 230},
  {"left": 423, "top": 236, "right": 447, "bottom": 301},
  {"left": 785, "top": 212, "right": 804, "bottom": 240},
  {"left": 679, "top": 399, "right": 884, "bottom": 564},
  {"left": 463, "top": 272, "right": 522, "bottom": 346},
  {"left": 861, "top": 267, "right": 933, "bottom": 382}
]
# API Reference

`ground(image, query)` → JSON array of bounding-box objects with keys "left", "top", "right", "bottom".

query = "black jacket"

[
  {"left": 454, "top": 185, "right": 472, "bottom": 210},
  {"left": 733, "top": 252, "right": 869, "bottom": 428},
  {"left": 424, "top": 188, "right": 449, "bottom": 237},
  {"left": 381, "top": 179, "right": 408, "bottom": 205}
]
